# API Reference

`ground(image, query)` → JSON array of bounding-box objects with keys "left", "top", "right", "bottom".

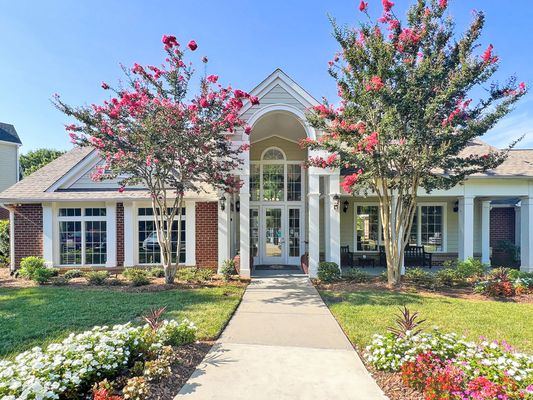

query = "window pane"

[
  {"left": 85, "top": 221, "right": 107, "bottom": 264},
  {"left": 85, "top": 208, "right": 106, "bottom": 217},
  {"left": 60, "top": 221, "right": 81, "bottom": 264},
  {"left": 421, "top": 206, "right": 443, "bottom": 251},
  {"left": 265, "top": 208, "right": 282, "bottom": 257},
  {"left": 59, "top": 208, "right": 81, "bottom": 217},
  {"left": 250, "top": 209, "right": 259, "bottom": 257},
  {"left": 262, "top": 149, "right": 284, "bottom": 160},
  {"left": 409, "top": 210, "right": 418, "bottom": 246},
  {"left": 287, "top": 164, "right": 302, "bottom": 201},
  {"left": 289, "top": 208, "right": 300, "bottom": 257},
  {"left": 262, "top": 164, "right": 284, "bottom": 201},
  {"left": 138, "top": 210, "right": 186, "bottom": 264},
  {"left": 250, "top": 164, "right": 260, "bottom": 202},
  {"left": 356, "top": 206, "right": 379, "bottom": 251}
]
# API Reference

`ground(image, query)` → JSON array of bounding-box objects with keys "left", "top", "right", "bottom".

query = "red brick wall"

[
  {"left": 0, "top": 208, "right": 8, "bottom": 220},
  {"left": 116, "top": 203, "right": 124, "bottom": 267},
  {"left": 490, "top": 207, "right": 515, "bottom": 248},
  {"left": 195, "top": 202, "right": 218, "bottom": 269},
  {"left": 13, "top": 204, "right": 43, "bottom": 268}
]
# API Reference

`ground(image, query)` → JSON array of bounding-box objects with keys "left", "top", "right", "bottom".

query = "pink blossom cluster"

[
  {"left": 366, "top": 76, "right": 385, "bottom": 91},
  {"left": 442, "top": 98, "right": 472, "bottom": 127}
]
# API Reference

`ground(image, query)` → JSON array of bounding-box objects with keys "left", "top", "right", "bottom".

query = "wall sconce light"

[
  {"left": 343, "top": 200, "right": 349, "bottom": 213},
  {"left": 236, "top": 200, "right": 240, "bottom": 213},
  {"left": 219, "top": 195, "right": 226, "bottom": 211},
  {"left": 333, "top": 194, "right": 340, "bottom": 210},
  {"left": 453, "top": 200, "right": 458, "bottom": 213}
]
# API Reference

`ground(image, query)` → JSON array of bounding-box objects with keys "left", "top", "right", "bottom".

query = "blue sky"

[{"left": 0, "top": 0, "right": 531, "bottom": 154}]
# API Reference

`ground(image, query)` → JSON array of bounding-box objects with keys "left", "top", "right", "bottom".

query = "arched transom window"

[{"left": 250, "top": 147, "right": 303, "bottom": 202}]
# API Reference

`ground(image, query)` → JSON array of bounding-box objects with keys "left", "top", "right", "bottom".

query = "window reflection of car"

[{"left": 142, "top": 231, "right": 179, "bottom": 250}]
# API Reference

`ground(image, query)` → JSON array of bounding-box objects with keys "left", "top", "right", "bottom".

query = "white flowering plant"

[{"left": 0, "top": 318, "right": 196, "bottom": 400}]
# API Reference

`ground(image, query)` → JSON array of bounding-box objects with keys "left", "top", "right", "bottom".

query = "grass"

[
  {"left": 320, "top": 289, "right": 533, "bottom": 352},
  {"left": 0, "top": 285, "right": 245, "bottom": 357}
]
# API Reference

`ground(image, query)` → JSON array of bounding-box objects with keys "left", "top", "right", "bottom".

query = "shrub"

[
  {"left": 123, "top": 268, "right": 151, "bottom": 286},
  {"left": 196, "top": 268, "right": 214, "bottom": 281},
  {"left": 404, "top": 267, "right": 435, "bottom": 288},
  {"left": 93, "top": 388, "right": 123, "bottom": 400},
  {"left": 435, "top": 268, "right": 466, "bottom": 287},
  {"left": 344, "top": 268, "right": 370, "bottom": 283},
  {"left": 85, "top": 270, "right": 110, "bottom": 285},
  {"left": 0, "top": 220, "right": 9, "bottom": 266},
  {"left": 455, "top": 257, "right": 487, "bottom": 278},
  {"left": 149, "top": 267, "right": 165, "bottom": 278},
  {"left": 50, "top": 276, "right": 69, "bottom": 286},
  {"left": 176, "top": 267, "right": 197, "bottom": 282},
  {"left": 474, "top": 268, "right": 516, "bottom": 297},
  {"left": 19, "top": 256, "right": 46, "bottom": 279},
  {"left": 508, "top": 269, "right": 533, "bottom": 280},
  {"left": 317, "top": 262, "right": 341, "bottom": 282},
  {"left": 156, "top": 319, "right": 197, "bottom": 347},
  {"left": 64, "top": 269, "right": 84, "bottom": 280},
  {"left": 32, "top": 267, "right": 58, "bottom": 284},
  {"left": 220, "top": 259, "right": 235, "bottom": 281}
]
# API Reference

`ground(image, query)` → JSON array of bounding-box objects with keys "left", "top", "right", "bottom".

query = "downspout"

[{"left": 0, "top": 204, "right": 15, "bottom": 273}]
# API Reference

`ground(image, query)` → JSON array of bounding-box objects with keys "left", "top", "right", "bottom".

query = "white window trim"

[
  {"left": 56, "top": 204, "right": 109, "bottom": 267},
  {"left": 353, "top": 201, "right": 448, "bottom": 253},
  {"left": 132, "top": 203, "right": 194, "bottom": 267}
]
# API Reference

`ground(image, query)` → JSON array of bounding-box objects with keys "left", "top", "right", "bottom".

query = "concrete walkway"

[{"left": 176, "top": 272, "right": 387, "bottom": 400}]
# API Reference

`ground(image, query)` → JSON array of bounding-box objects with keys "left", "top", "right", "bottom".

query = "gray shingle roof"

[
  {"left": 0, "top": 122, "right": 22, "bottom": 145},
  {"left": 0, "top": 146, "right": 217, "bottom": 202}
]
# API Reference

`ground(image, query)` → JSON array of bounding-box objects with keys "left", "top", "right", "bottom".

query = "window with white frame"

[
  {"left": 250, "top": 147, "right": 303, "bottom": 203},
  {"left": 58, "top": 207, "right": 107, "bottom": 266},
  {"left": 354, "top": 203, "right": 446, "bottom": 252},
  {"left": 137, "top": 207, "right": 186, "bottom": 264}
]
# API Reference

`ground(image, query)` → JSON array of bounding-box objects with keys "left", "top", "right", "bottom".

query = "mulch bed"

[
  {"left": 0, "top": 268, "right": 249, "bottom": 291},
  {"left": 367, "top": 366, "right": 424, "bottom": 400},
  {"left": 316, "top": 279, "right": 533, "bottom": 304},
  {"left": 148, "top": 341, "right": 213, "bottom": 399}
]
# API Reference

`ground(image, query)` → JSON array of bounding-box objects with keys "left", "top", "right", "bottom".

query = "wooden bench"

[{"left": 379, "top": 245, "right": 433, "bottom": 268}]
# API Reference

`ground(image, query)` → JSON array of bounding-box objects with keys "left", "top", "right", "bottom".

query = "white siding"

[{"left": 0, "top": 142, "right": 18, "bottom": 191}]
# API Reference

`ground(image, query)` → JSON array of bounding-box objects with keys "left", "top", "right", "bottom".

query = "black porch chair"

[{"left": 340, "top": 245, "right": 355, "bottom": 268}]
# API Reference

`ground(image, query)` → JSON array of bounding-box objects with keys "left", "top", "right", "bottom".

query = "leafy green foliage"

[
  {"left": 85, "top": 271, "right": 109, "bottom": 285},
  {"left": 0, "top": 220, "right": 9, "bottom": 266},
  {"left": 123, "top": 268, "right": 152, "bottom": 286},
  {"left": 405, "top": 267, "right": 436, "bottom": 288},
  {"left": 63, "top": 269, "right": 84, "bottom": 280},
  {"left": 148, "top": 267, "right": 165, "bottom": 278},
  {"left": 19, "top": 149, "right": 65, "bottom": 177},
  {"left": 220, "top": 260, "right": 235, "bottom": 282},
  {"left": 435, "top": 268, "right": 466, "bottom": 287},
  {"left": 32, "top": 268, "right": 58, "bottom": 285},
  {"left": 455, "top": 258, "right": 487, "bottom": 278},
  {"left": 19, "top": 256, "right": 46, "bottom": 279},
  {"left": 318, "top": 262, "right": 341, "bottom": 282},
  {"left": 344, "top": 268, "right": 371, "bottom": 283}
]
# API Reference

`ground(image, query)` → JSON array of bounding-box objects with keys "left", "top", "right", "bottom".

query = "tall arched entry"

[{"left": 248, "top": 110, "right": 308, "bottom": 267}]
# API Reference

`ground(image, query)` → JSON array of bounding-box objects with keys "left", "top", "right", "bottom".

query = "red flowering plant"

[
  {"left": 304, "top": 0, "right": 527, "bottom": 285},
  {"left": 54, "top": 35, "right": 256, "bottom": 283}
]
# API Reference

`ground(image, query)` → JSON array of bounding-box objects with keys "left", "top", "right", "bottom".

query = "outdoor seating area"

[{"left": 339, "top": 245, "right": 433, "bottom": 269}]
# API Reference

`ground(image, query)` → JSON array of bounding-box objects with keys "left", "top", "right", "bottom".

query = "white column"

[
  {"left": 42, "top": 203, "right": 54, "bottom": 267},
  {"left": 123, "top": 202, "right": 134, "bottom": 267},
  {"left": 9, "top": 208, "right": 15, "bottom": 272},
  {"left": 324, "top": 179, "right": 331, "bottom": 261},
  {"left": 520, "top": 196, "right": 533, "bottom": 272},
  {"left": 185, "top": 201, "right": 196, "bottom": 266},
  {"left": 217, "top": 194, "right": 231, "bottom": 273},
  {"left": 328, "top": 173, "right": 341, "bottom": 267},
  {"left": 105, "top": 202, "right": 117, "bottom": 268},
  {"left": 308, "top": 172, "right": 320, "bottom": 277},
  {"left": 458, "top": 196, "right": 474, "bottom": 260},
  {"left": 239, "top": 175, "right": 250, "bottom": 278},
  {"left": 481, "top": 201, "right": 491, "bottom": 265}
]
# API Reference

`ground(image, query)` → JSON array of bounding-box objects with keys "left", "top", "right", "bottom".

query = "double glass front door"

[{"left": 251, "top": 206, "right": 302, "bottom": 265}]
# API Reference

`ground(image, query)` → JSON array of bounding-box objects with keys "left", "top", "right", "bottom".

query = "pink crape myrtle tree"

[
  {"left": 303, "top": 0, "right": 527, "bottom": 286},
  {"left": 54, "top": 36, "right": 259, "bottom": 283}
]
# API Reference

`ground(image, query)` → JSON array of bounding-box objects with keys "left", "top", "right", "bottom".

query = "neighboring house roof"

[
  {"left": 0, "top": 147, "right": 217, "bottom": 203},
  {"left": 0, "top": 122, "right": 22, "bottom": 145}
]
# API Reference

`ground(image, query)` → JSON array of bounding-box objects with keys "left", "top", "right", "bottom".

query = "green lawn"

[
  {"left": 320, "top": 289, "right": 533, "bottom": 352},
  {"left": 0, "top": 285, "right": 245, "bottom": 357}
]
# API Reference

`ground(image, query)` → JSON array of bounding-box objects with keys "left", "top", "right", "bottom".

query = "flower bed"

[
  {"left": 366, "top": 329, "right": 533, "bottom": 399},
  {"left": 0, "top": 319, "right": 196, "bottom": 399}
]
